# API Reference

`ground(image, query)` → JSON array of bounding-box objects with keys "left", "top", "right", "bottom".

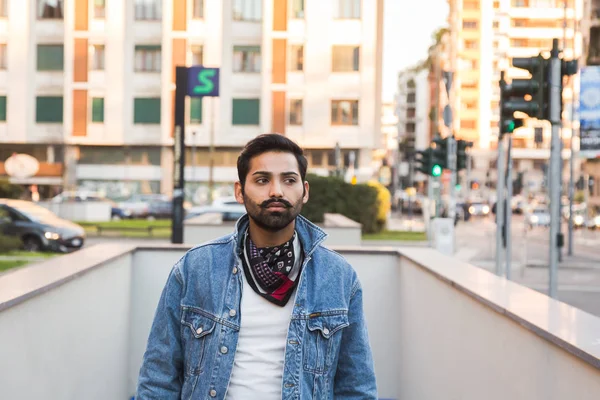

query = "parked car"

[
  {"left": 0, "top": 199, "right": 86, "bottom": 252},
  {"left": 118, "top": 194, "right": 168, "bottom": 219},
  {"left": 185, "top": 201, "right": 246, "bottom": 222},
  {"left": 526, "top": 207, "right": 551, "bottom": 229}
]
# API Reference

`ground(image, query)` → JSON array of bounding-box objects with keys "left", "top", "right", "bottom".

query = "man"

[{"left": 137, "top": 134, "right": 377, "bottom": 399}]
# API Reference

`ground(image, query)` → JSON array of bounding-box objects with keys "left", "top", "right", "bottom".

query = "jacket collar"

[{"left": 233, "top": 214, "right": 328, "bottom": 258}]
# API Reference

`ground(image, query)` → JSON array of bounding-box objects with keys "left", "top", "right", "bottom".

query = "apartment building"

[
  {"left": 395, "top": 67, "right": 431, "bottom": 186},
  {"left": 447, "top": 0, "right": 582, "bottom": 191},
  {"left": 581, "top": 0, "right": 600, "bottom": 209},
  {"left": 0, "top": 0, "right": 384, "bottom": 201}
]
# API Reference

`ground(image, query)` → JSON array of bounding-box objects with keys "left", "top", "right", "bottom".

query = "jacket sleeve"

[
  {"left": 136, "top": 264, "right": 185, "bottom": 399},
  {"left": 333, "top": 278, "right": 378, "bottom": 399}
]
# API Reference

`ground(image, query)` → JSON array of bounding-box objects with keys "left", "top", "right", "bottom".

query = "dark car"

[{"left": 0, "top": 199, "right": 86, "bottom": 252}]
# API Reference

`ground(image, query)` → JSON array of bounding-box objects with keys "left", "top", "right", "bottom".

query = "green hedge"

[
  {"left": 0, "top": 179, "right": 23, "bottom": 199},
  {"left": 301, "top": 174, "right": 381, "bottom": 233},
  {"left": 0, "top": 233, "right": 21, "bottom": 252}
]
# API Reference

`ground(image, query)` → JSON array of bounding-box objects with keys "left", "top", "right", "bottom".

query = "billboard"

[{"left": 579, "top": 66, "right": 600, "bottom": 158}]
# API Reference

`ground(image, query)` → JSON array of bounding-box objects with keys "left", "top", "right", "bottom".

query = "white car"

[{"left": 527, "top": 208, "right": 551, "bottom": 229}]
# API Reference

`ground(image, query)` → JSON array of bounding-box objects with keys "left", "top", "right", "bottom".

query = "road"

[{"left": 455, "top": 215, "right": 600, "bottom": 317}]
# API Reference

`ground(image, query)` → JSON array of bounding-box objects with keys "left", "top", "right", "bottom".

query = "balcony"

[{"left": 1, "top": 243, "right": 599, "bottom": 399}]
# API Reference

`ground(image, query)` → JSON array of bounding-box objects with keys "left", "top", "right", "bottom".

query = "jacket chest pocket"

[
  {"left": 181, "top": 307, "right": 217, "bottom": 376},
  {"left": 303, "top": 312, "right": 349, "bottom": 375}
]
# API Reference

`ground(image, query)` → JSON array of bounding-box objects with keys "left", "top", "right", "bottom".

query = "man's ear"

[
  {"left": 302, "top": 181, "right": 309, "bottom": 204},
  {"left": 234, "top": 181, "right": 244, "bottom": 204}
]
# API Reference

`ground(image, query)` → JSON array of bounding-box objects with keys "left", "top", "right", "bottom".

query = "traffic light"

[
  {"left": 501, "top": 55, "right": 548, "bottom": 121},
  {"left": 501, "top": 118, "right": 525, "bottom": 134},
  {"left": 415, "top": 148, "right": 442, "bottom": 177},
  {"left": 431, "top": 137, "right": 448, "bottom": 170},
  {"left": 456, "top": 139, "right": 473, "bottom": 171}
]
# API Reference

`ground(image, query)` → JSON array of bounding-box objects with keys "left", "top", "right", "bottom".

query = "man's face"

[{"left": 234, "top": 151, "right": 309, "bottom": 232}]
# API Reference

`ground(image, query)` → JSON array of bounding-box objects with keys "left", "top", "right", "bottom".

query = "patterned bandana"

[{"left": 242, "top": 233, "right": 301, "bottom": 307}]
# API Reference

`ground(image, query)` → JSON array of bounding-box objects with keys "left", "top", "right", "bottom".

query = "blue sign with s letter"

[{"left": 187, "top": 67, "right": 220, "bottom": 97}]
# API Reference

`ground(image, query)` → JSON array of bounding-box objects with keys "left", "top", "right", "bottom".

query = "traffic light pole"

[
  {"left": 496, "top": 72, "right": 507, "bottom": 277},
  {"left": 505, "top": 136, "right": 513, "bottom": 280},
  {"left": 495, "top": 134, "right": 505, "bottom": 277},
  {"left": 548, "top": 39, "right": 562, "bottom": 299}
]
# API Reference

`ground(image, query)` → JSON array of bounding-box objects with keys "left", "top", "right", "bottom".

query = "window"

[
  {"left": 511, "top": 38, "right": 527, "bottom": 47},
  {"left": 406, "top": 123, "right": 415, "bottom": 133},
  {"left": 94, "top": 0, "right": 105, "bottom": 19},
  {"left": 462, "top": 120, "right": 477, "bottom": 129},
  {"left": 232, "top": 0, "right": 262, "bottom": 22},
  {"left": 135, "top": 0, "right": 162, "bottom": 21},
  {"left": 334, "top": 0, "right": 360, "bottom": 19},
  {"left": 0, "top": 96, "right": 6, "bottom": 121},
  {"left": 232, "top": 99, "right": 260, "bottom": 125},
  {"left": 37, "top": 45, "right": 64, "bottom": 71},
  {"left": 290, "top": 45, "right": 303, "bottom": 71},
  {"left": 233, "top": 46, "right": 261, "bottom": 72},
  {"left": 91, "top": 98, "right": 104, "bottom": 123},
  {"left": 36, "top": 96, "right": 63, "bottom": 123},
  {"left": 134, "top": 98, "right": 161, "bottom": 124},
  {"left": 331, "top": 100, "right": 358, "bottom": 125},
  {"left": 289, "top": 99, "right": 303, "bottom": 125},
  {"left": 332, "top": 46, "right": 359, "bottom": 72},
  {"left": 462, "top": 81, "right": 478, "bottom": 90},
  {"left": 292, "top": 0, "right": 304, "bottom": 18},
  {"left": 407, "top": 93, "right": 416, "bottom": 103},
  {"left": 464, "top": 40, "right": 478, "bottom": 50},
  {"left": 135, "top": 45, "right": 161, "bottom": 72},
  {"left": 0, "top": 44, "right": 6, "bottom": 69},
  {"left": 407, "top": 108, "right": 416, "bottom": 118},
  {"left": 193, "top": 0, "right": 204, "bottom": 18},
  {"left": 190, "top": 97, "right": 202, "bottom": 123},
  {"left": 463, "top": 20, "right": 478, "bottom": 29},
  {"left": 38, "top": 0, "right": 63, "bottom": 19},
  {"left": 493, "top": 21, "right": 499, "bottom": 29},
  {"left": 469, "top": 59, "right": 478, "bottom": 69},
  {"left": 463, "top": 1, "right": 478, "bottom": 8},
  {"left": 0, "top": 0, "right": 7, "bottom": 17},
  {"left": 92, "top": 45, "right": 105, "bottom": 70},
  {"left": 191, "top": 45, "right": 203, "bottom": 65}
]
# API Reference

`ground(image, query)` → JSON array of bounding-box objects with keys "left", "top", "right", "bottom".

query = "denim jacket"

[{"left": 136, "top": 214, "right": 377, "bottom": 399}]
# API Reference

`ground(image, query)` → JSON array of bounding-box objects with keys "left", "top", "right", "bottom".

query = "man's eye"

[
  {"left": 256, "top": 178, "right": 268, "bottom": 184},
  {"left": 284, "top": 178, "right": 297, "bottom": 184}
]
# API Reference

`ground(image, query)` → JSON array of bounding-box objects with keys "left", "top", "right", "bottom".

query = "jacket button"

[
  {"left": 323, "top": 328, "right": 330, "bottom": 335},
  {"left": 232, "top": 267, "right": 238, "bottom": 274},
  {"left": 229, "top": 309, "right": 237, "bottom": 317},
  {"left": 220, "top": 346, "right": 228, "bottom": 354},
  {"left": 209, "top": 389, "right": 217, "bottom": 397},
  {"left": 196, "top": 327, "right": 203, "bottom": 335}
]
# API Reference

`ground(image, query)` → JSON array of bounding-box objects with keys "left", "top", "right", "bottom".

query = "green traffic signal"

[
  {"left": 432, "top": 164, "right": 442, "bottom": 177},
  {"left": 507, "top": 121, "right": 515, "bottom": 132}
]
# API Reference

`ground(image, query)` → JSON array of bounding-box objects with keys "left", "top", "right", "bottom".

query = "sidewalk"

[{"left": 387, "top": 215, "right": 426, "bottom": 233}]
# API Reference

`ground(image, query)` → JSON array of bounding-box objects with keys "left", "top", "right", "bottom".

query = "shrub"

[
  {"left": 0, "top": 233, "right": 21, "bottom": 252},
  {"left": 0, "top": 179, "right": 24, "bottom": 199},
  {"left": 301, "top": 174, "right": 381, "bottom": 233},
  {"left": 367, "top": 180, "right": 392, "bottom": 231}
]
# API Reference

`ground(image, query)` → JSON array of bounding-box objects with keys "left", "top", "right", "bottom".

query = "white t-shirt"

[{"left": 225, "top": 235, "right": 301, "bottom": 399}]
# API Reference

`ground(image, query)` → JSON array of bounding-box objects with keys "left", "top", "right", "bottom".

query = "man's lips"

[{"left": 266, "top": 202, "right": 287, "bottom": 209}]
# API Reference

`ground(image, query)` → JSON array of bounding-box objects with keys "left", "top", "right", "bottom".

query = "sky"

[{"left": 382, "top": 0, "right": 450, "bottom": 102}]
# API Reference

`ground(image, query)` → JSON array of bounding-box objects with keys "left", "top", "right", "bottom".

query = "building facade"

[
  {"left": 395, "top": 67, "right": 431, "bottom": 186},
  {"left": 447, "top": 0, "right": 583, "bottom": 192},
  {"left": 581, "top": 0, "right": 600, "bottom": 209},
  {"left": 0, "top": 0, "right": 383, "bottom": 202}
]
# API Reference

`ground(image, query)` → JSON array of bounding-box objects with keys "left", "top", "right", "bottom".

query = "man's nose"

[{"left": 269, "top": 180, "right": 283, "bottom": 198}]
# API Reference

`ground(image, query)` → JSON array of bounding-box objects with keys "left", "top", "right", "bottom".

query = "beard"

[{"left": 243, "top": 194, "right": 304, "bottom": 232}]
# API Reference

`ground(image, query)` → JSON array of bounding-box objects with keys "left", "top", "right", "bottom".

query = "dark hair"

[{"left": 237, "top": 133, "right": 308, "bottom": 187}]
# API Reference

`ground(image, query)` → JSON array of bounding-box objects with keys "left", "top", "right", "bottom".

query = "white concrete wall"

[
  {"left": 2, "top": 245, "right": 600, "bottom": 400},
  {"left": 0, "top": 253, "right": 133, "bottom": 400},
  {"left": 38, "top": 201, "right": 112, "bottom": 222}
]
